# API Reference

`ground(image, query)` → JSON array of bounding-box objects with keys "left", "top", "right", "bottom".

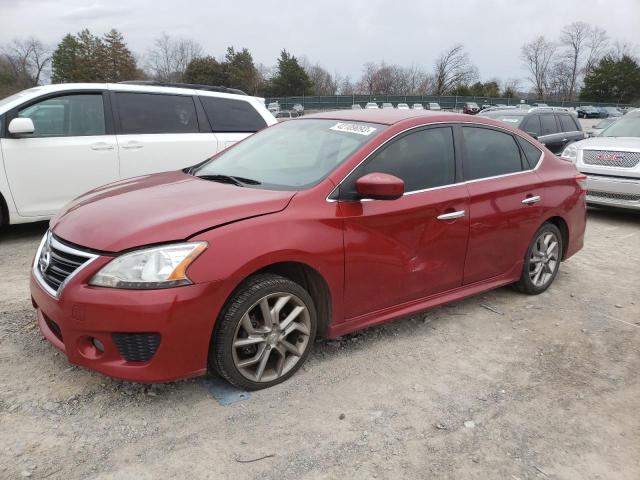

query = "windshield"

[
  {"left": 192, "top": 119, "right": 384, "bottom": 190},
  {"left": 480, "top": 112, "right": 524, "bottom": 126},
  {"left": 600, "top": 115, "right": 640, "bottom": 137},
  {"left": 594, "top": 118, "right": 617, "bottom": 129}
]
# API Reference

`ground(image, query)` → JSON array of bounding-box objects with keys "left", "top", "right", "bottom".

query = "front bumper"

[
  {"left": 584, "top": 174, "right": 640, "bottom": 211},
  {"left": 30, "top": 266, "right": 225, "bottom": 383}
]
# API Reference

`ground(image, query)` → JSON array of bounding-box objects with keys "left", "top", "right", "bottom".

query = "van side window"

[
  {"left": 18, "top": 94, "right": 105, "bottom": 137},
  {"left": 116, "top": 93, "right": 199, "bottom": 134},
  {"left": 200, "top": 97, "right": 267, "bottom": 133}
]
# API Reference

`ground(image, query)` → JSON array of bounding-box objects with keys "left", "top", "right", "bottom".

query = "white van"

[{"left": 0, "top": 82, "right": 276, "bottom": 226}]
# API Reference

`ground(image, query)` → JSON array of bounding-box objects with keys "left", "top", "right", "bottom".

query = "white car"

[
  {"left": 561, "top": 112, "right": 640, "bottom": 211},
  {"left": 412, "top": 104, "right": 424, "bottom": 110},
  {"left": 0, "top": 82, "right": 276, "bottom": 227},
  {"left": 382, "top": 103, "right": 394, "bottom": 109},
  {"left": 365, "top": 102, "right": 379, "bottom": 109},
  {"left": 397, "top": 103, "right": 410, "bottom": 110}
]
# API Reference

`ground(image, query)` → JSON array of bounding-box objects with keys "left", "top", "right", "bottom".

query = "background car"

[
  {"left": 462, "top": 102, "right": 480, "bottom": 114},
  {"left": 267, "top": 101, "right": 280, "bottom": 114},
  {"left": 586, "top": 117, "right": 619, "bottom": 137},
  {"left": 0, "top": 82, "right": 276, "bottom": 228},
  {"left": 412, "top": 103, "right": 424, "bottom": 110},
  {"left": 275, "top": 110, "right": 299, "bottom": 121},
  {"left": 292, "top": 103, "right": 304, "bottom": 116},
  {"left": 365, "top": 102, "right": 379, "bottom": 109},
  {"left": 576, "top": 106, "right": 600, "bottom": 118},
  {"left": 31, "top": 110, "right": 587, "bottom": 390},
  {"left": 351, "top": 104, "right": 362, "bottom": 110},
  {"left": 561, "top": 111, "right": 640, "bottom": 211},
  {"left": 382, "top": 102, "right": 394, "bottom": 109},
  {"left": 532, "top": 103, "right": 549, "bottom": 107},
  {"left": 427, "top": 102, "right": 441, "bottom": 111},
  {"left": 397, "top": 103, "right": 410, "bottom": 110},
  {"left": 597, "top": 106, "right": 623, "bottom": 118},
  {"left": 480, "top": 107, "right": 584, "bottom": 154}
]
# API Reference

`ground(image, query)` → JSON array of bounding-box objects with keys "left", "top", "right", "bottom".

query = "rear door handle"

[
  {"left": 437, "top": 210, "right": 466, "bottom": 220},
  {"left": 90, "top": 142, "right": 115, "bottom": 151},
  {"left": 121, "top": 142, "right": 143, "bottom": 150},
  {"left": 522, "top": 195, "right": 541, "bottom": 205}
]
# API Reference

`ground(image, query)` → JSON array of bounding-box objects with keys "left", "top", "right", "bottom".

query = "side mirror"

[
  {"left": 355, "top": 172, "right": 404, "bottom": 200},
  {"left": 8, "top": 117, "right": 35, "bottom": 136},
  {"left": 526, "top": 131, "right": 539, "bottom": 140}
]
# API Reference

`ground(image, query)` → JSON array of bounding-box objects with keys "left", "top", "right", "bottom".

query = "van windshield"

[{"left": 191, "top": 119, "right": 384, "bottom": 190}]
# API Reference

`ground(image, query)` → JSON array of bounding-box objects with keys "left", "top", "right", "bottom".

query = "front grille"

[
  {"left": 36, "top": 233, "right": 95, "bottom": 295},
  {"left": 112, "top": 333, "right": 161, "bottom": 362},
  {"left": 583, "top": 150, "right": 640, "bottom": 168},
  {"left": 587, "top": 190, "right": 640, "bottom": 202}
]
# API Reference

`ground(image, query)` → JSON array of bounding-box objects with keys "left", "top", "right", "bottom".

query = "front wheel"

[
  {"left": 514, "top": 223, "right": 563, "bottom": 295},
  {"left": 210, "top": 274, "right": 317, "bottom": 390}
]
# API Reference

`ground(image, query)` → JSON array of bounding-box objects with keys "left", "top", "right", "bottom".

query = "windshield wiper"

[{"left": 198, "top": 174, "right": 261, "bottom": 187}]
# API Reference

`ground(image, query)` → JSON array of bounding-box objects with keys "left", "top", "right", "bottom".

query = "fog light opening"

[{"left": 91, "top": 338, "right": 105, "bottom": 353}]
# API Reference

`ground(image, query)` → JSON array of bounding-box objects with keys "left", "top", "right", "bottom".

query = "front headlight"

[
  {"left": 89, "top": 242, "right": 207, "bottom": 289},
  {"left": 560, "top": 144, "right": 578, "bottom": 163}
]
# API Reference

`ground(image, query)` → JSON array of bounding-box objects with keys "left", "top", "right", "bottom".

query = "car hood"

[
  {"left": 571, "top": 136, "right": 640, "bottom": 151},
  {"left": 51, "top": 171, "right": 296, "bottom": 252}
]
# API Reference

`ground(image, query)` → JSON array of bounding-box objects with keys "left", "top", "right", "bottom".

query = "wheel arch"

[
  {"left": 0, "top": 190, "right": 9, "bottom": 229},
  {"left": 543, "top": 215, "right": 569, "bottom": 260}
]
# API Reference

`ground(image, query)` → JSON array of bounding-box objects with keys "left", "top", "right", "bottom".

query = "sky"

[{"left": 0, "top": 0, "right": 638, "bottom": 85}]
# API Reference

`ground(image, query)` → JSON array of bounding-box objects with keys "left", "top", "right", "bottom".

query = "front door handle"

[
  {"left": 522, "top": 195, "right": 541, "bottom": 205},
  {"left": 437, "top": 210, "right": 466, "bottom": 221},
  {"left": 91, "top": 142, "right": 115, "bottom": 151},
  {"left": 121, "top": 142, "right": 143, "bottom": 150}
]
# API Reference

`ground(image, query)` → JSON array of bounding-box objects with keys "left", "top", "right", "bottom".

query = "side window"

[
  {"left": 540, "top": 114, "right": 558, "bottom": 136},
  {"left": 558, "top": 114, "right": 577, "bottom": 132},
  {"left": 18, "top": 94, "right": 105, "bottom": 137},
  {"left": 517, "top": 137, "right": 543, "bottom": 169},
  {"left": 200, "top": 96, "right": 267, "bottom": 133},
  {"left": 521, "top": 115, "right": 541, "bottom": 137},
  {"left": 343, "top": 127, "right": 455, "bottom": 198},
  {"left": 462, "top": 127, "right": 523, "bottom": 180},
  {"left": 116, "top": 93, "right": 198, "bottom": 134}
]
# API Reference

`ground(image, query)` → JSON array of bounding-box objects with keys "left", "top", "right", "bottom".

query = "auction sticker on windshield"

[{"left": 330, "top": 122, "right": 377, "bottom": 136}]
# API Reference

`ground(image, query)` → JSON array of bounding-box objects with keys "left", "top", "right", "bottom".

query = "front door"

[
  {"left": 338, "top": 126, "right": 470, "bottom": 319},
  {"left": 1, "top": 92, "right": 119, "bottom": 217}
]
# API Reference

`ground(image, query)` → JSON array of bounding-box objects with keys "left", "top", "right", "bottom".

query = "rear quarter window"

[
  {"left": 200, "top": 96, "right": 267, "bottom": 133},
  {"left": 516, "top": 137, "right": 543, "bottom": 169},
  {"left": 116, "top": 92, "right": 199, "bottom": 134},
  {"left": 558, "top": 114, "right": 579, "bottom": 132}
]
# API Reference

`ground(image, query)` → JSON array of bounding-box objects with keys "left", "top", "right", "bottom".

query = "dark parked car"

[
  {"left": 597, "top": 106, "right": 622, "bottom": 118},
  {"left": 30, "top": 110, "right": 586, "bottom": 390},
  {"left": 576, "top": 106, "right": 600, "bottom": 119},
  {"left": 462, "top": 102, "right": 480, "bottom": 114},
  {"left": 480, "top": 108, "right": 585, "bottom": 154}
]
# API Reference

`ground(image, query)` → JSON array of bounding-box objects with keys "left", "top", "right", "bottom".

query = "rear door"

[
  {"left": 339, "top": 125, "right": 469, "bottom": 319},
  {"left": 461, "top": 126, "right": 545, "bottom": 284},
  {"left": 1, "top": 91, "right": 119, "bottom": 217},
  {"left": 199, "top": 95, "right": 268, "bottom": 152},
  {"left": 538, "top": 114, "right": 564, "bottom": 154},
  {"left": 556, "top": 113, "right": 584, "bottom": 147},
  {"left": 113, "top": 91, "right": 218, "bottom": 178}
]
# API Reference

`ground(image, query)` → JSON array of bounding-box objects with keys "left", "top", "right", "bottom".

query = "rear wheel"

[
  {"left": 210, "top": 274, "right": 317, "bottom": 390},
  {"left": 514, "top": 223, "right": 563, "bottom": 295}
]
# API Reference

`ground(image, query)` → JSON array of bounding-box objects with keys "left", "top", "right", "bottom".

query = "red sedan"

[{"left": 30, "top": 110, "right": 587, "bottom": 390}]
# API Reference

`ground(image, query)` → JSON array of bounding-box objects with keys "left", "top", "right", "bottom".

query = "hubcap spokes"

[
  {"left": 232, "top": 293, "right": 311, "bottom": 383},
  {"left": 529, "top": 232, "right": 559, "bottom": 287}
]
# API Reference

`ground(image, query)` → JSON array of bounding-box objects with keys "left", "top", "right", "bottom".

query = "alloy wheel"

[
  {"left": 231, "top": 292, "right": 311, "bottom": 383},
  {"left": 528, "top": 231, "right": 560, "bottom": 288}
]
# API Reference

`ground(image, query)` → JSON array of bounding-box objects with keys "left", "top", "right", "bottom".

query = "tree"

[
  {"left": 269, "top": 50, "right": 312, "bottom": 96},
  {"left": 1, "top": 37, "right": 50, "bottom": 90},
  {"left": 521, "top": 36, "right": 556, "bottom": 99},
  {"left": 146, "top": 33, "right": 203, "bottom": 81},
  {"left": 301, "top": 58, "right": 337, "bottom": 95},
  {"left": 183, "top": 56, "right": 227, "bottom": 85},
  {"left": 581, "top": 54, "right": 640, "bottom": 103},
  {"left": 584, "top": 26, "right": 609, "bottom": 75},
  {"left": 224, "top": 47, "right": 259, "bottom": 93},
  {"left": 433, "top": 45, "right": 478, "bottom": 95},
  {"left": 560, "top": 22, "right": 590, "bottom": 100},
  {"left": 97, "top": 29, "right": 136, "bottom": 82},
  {"left": 51, "top": 29, "right": 101, "bottom": 82},
  {"left": 502, "top": 78, "right": 521, "bottom": 98}
]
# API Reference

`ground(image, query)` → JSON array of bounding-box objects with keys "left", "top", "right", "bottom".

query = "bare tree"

[
  {"left": 584, "top": 26, "right": 609, "bottom": 75},
  {"left": 146, "top": 33, "right": 203, "bottom": 81},
  {"left": 521, "top": 36, "right": 556, "bottom": 99},
  {"left": 2, "top": 37, "right": 51, "bottom": 88},
  {"left": 300, "top": 58, "right": 337, "bottom": 95},
  {"left": 398, "top": 64, "right": 429, "bottom": 95},
  {"left": 433, "top": 45, "right": 478, "bottom": 95},
  {"left": 611, "top": 40, "right": 637, "bottom": 61},
  {"left": 501, "top": 78, "right": 521, "bottom": 98},
  {"left": 560, "top": 22, "right": 590, "bottom": 99}
]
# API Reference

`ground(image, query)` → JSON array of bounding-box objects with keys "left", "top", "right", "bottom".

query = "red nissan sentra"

[{"left": 30, "top": 110, "right": 587, "bottom": 390}]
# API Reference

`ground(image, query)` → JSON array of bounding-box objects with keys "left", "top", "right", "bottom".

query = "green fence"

[{"left": 265, "top": 95, "right": 633, "bottom": 111}]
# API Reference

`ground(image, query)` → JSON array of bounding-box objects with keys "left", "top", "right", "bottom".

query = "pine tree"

[
  {"left": 224, "top": 47, "right": 258, "bottom": 93},
  {"left": 183, "top": 56, "right": 227, "bottom": 85},
  {"left": 98, "top": 29, "right": 137, "bottom": 82},
  {"left": 270, "top": 50, "right": 313, "bottom": 96},
  {"left": 51, "top": 34, "right": 80, "bottom": 83},
  {"left": 581, "top": 55, "right": 640, "bottom": 103}
]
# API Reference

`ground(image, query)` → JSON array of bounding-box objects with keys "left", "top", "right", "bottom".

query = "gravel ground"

[{"left": 1, "top": 207, "right": 639, "bottom": 479}]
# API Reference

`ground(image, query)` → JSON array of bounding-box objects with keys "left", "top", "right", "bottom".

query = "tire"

[
  {"left": 514, "top": 222, "right": 563, "bottom": 295},
  {"left": 209, "top": 274, "right": 317, "bottom": 390}
]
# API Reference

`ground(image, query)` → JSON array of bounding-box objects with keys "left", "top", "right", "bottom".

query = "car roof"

[{"left": 306, "top": 109, "right": 472, "bottom": 125}]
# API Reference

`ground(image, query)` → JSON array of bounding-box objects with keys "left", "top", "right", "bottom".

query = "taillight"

[{"left": 575, "top": 174, "right": 588, "bottom": 190}]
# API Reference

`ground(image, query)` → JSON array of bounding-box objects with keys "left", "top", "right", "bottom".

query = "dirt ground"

[{"left": 0, "top": 206, "right": 638, "bottom": 480}]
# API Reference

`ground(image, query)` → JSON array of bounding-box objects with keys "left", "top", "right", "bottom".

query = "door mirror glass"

[
  {"left": 356, "top": 172, "right": 404, "bottom": 200},
  {"left": 8, "top": 117, "right": 35, "bottom": 136}
]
